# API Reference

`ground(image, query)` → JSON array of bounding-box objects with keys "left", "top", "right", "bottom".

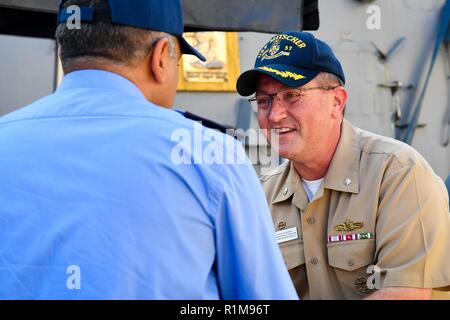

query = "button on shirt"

[
  {"left": 0, "top": 70, "right": 298, "bottom": 300},
  {"left": 261, "top": 119, "right": 450, "bottom": 299}
]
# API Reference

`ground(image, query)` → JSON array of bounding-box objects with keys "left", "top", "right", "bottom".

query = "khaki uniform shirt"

[{"left": 260, "top": 119, "right": 450, "bottom": 299}]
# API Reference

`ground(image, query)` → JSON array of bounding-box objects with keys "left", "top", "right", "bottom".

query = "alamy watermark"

[
  {"left": 65, "top": 5, "right": 82, "bottom": 30},
  {"left": 170, "top": 122, "right": 281, "bottom": 173},
  {"left": 366, "top": 5, "right": 382, "bottom": 30},
  {"left": 66, "top": 265, "right": 81, "bottom": 290},
  {"left": 366, "top": 265, "right": 382, "bottom": 289}
]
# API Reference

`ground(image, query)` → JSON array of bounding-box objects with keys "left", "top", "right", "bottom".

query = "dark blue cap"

[
  {"left": 58, "top": 0, "right": 206, "bottom": 62},
  {"left": 237, "top": 31, "right": 345, "bottom": 96}
]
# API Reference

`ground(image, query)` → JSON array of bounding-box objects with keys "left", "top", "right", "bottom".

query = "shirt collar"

[
  {"left": 271, "top": 119, "right": 361, "bottom": 205},
  {"left": 323, "top": 119, "right": 360, "bottom": 194},
  {"left": 272, "top": 161, "right": 302, "bottom": 204},
  {"left": 56, "top": 69, "right": 147, "bottom": 101}
]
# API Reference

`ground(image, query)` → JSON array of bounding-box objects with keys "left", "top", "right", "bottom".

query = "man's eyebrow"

[
  {"left": 255, "top": 86, "right": 275, "bottom": 95},
  {"left": 255, "top": 87, "right": 290, "bottom": 95}
]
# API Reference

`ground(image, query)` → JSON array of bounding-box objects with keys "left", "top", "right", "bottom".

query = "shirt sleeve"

[
  {"left": 375, "top": 150, "right": 450, "bottom": 289},
  {"left": 212, "top": 140, "right": 298, "bottom": 300}
]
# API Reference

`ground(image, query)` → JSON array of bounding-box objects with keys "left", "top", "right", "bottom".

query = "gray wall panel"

[{"left": 0, "top": 34, "right": 56, "bottom": 116}]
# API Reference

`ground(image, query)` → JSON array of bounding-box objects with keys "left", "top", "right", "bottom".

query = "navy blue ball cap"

[
  {"left": 236, "top": 31, "right": 345, "bottom": 96},
  {"left": 58, "top": 0, "right": 206, "bottom": 62}
]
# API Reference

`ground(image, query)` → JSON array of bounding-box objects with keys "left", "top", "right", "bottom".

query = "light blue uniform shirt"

[{"left": 0, "top": 70, "right": 298, "bottom": 300}]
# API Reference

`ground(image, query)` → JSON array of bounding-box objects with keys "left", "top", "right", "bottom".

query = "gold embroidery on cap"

[
  {"left": 269, "top": 39, "right": 281, "bottom": 56},
  {"left": 269, "top": 34, "right": 307, "bottom": 49},
  {"left": 259, "top": 40, "right": 291, "bottom": 61},
  {"left": 335, "top": 219, "right": 364, "bottom": 232},
  {"left": 258, "top": 66, "right": 306, "bottom": 80}
]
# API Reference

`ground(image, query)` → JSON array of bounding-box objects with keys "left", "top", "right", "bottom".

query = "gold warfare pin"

[{"left": 335, "top": 219, "right": 364, "bottom": 232}]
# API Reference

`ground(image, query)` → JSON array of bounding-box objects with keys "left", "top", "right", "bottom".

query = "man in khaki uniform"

[{"left": 236, "top": 31, "right": 450, "bottom": 300}]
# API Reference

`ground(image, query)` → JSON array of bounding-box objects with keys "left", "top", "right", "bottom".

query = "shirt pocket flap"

[
  {"left": 327, "top": 239, "right": 375, "bottom": 272},
  {"left": 280, "top": 239, "right": 305, "bottom": 270}
]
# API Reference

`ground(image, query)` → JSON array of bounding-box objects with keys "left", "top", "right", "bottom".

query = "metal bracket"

[{"left": 378, "top": 81, "right": 415, "bottom": 123}]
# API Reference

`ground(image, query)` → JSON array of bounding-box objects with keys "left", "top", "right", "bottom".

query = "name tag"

[{"left": 275, "top": 227, "right": 298, "bottom": 244}]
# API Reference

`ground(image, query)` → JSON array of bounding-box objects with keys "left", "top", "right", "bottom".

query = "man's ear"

[
  {"left": 149, "top": 37, "right": 170, "bottom": 84},
  {"left": 332, "top": 86, "right": 348, "bottom": 118}
]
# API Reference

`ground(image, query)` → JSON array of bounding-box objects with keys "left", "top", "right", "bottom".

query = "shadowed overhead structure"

[{"left": 0, "top": 0, "right": 319, "bottom": 38}]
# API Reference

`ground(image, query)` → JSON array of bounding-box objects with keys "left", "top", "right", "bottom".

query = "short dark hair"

[{"left": 55, "top": 0, "right": 171, "bottom": 72}]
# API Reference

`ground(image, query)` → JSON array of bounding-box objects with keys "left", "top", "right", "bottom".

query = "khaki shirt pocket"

[
  {"left": 327, "top": 239, "right": 375, "bottom": 271},
  {"left": 280, "top": 239, "right": 305, "bottom": 270}
]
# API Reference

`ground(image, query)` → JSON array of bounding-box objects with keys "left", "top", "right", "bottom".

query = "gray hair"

[
  {"left": 315, "top": 72, "right": 344, "bottom": 87},
  {"left": 55, "top": 0, "right": 177, "bottom": 73},
  {"left": 315, "top": 72, "right": 346, "bottom": 116}
]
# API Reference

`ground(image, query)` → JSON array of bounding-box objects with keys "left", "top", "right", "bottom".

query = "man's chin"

[{"left": 274, "top": 148, "right": 296, "bottom": 161}]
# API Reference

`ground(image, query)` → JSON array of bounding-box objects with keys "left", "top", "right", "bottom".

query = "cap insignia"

[{"left": 258, "top": 66, "right": 305, "bottom": 80}]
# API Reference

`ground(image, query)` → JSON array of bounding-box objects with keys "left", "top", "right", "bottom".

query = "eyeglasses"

[{"left": 248, "top": 86, "right": 339, "bottom": 112}]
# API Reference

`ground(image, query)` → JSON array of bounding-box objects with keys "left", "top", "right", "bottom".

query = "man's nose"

[{"left": 268, "top": 97, "right": 287, "bottom": 123}]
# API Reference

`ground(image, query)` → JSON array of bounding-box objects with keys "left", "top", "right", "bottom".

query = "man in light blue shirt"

[{"left": 0, "top": 0, "right": 298, "bottom": 299}]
